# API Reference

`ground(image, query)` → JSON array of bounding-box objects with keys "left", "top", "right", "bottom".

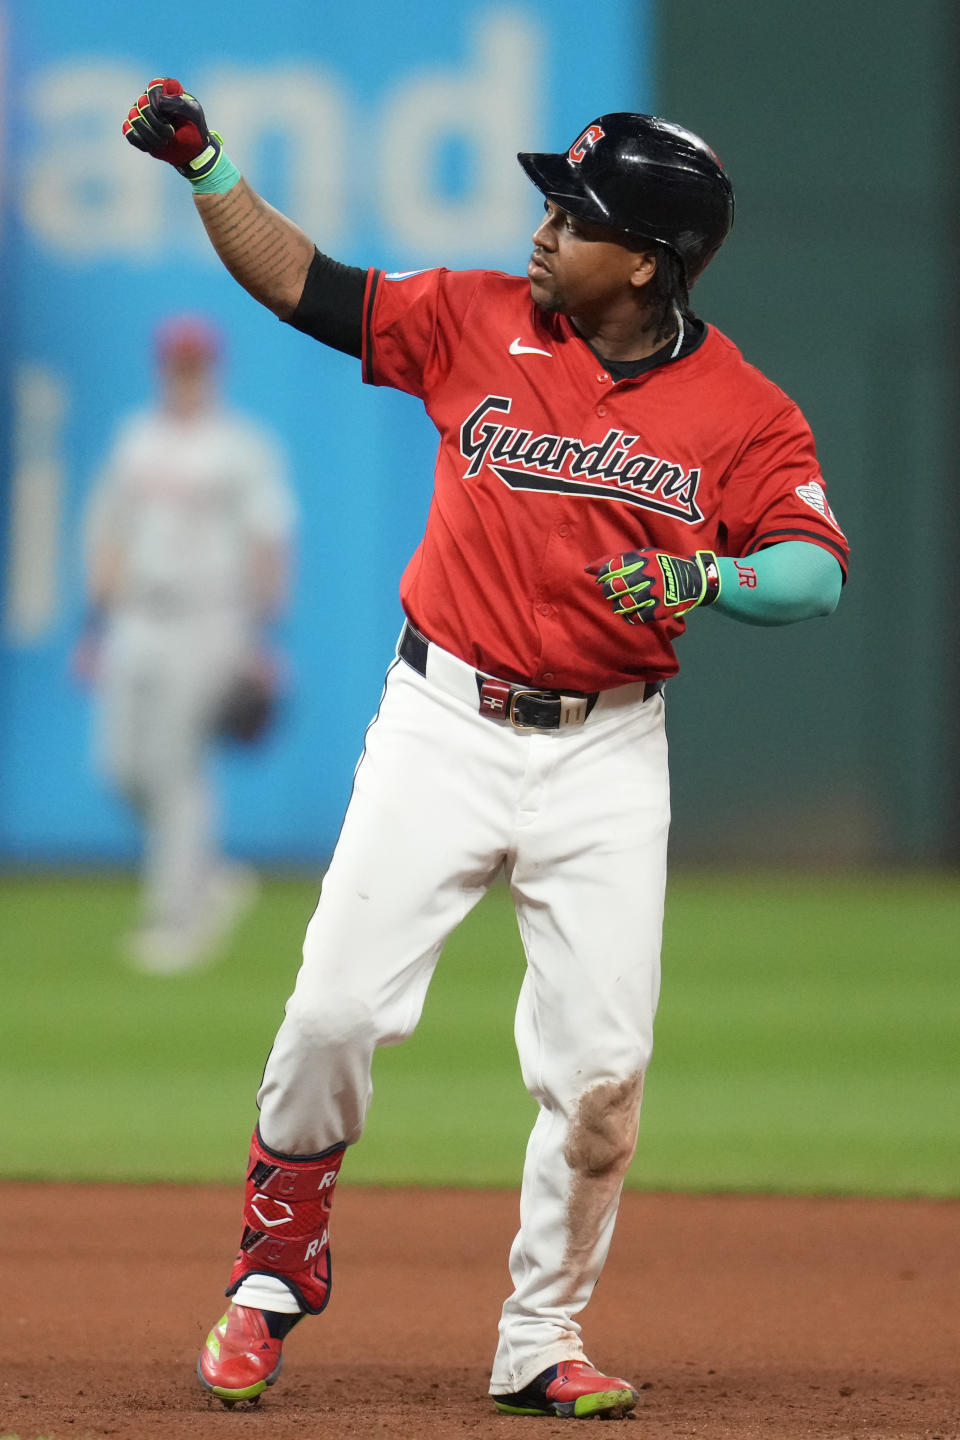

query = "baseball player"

[
  {"left": 123, "top": 80, "right": 847, "bottom": 1418},
  {"left": 81, "top": 315, "right": 296, "bottom": 973}
]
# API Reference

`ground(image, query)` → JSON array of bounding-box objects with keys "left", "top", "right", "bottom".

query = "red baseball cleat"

[
  {"left": 197, "top": 1303, "right": 288, "bottom": 1406},
  {"left": 492, "top": 1359, "right": 640, "bottom": 1418}
]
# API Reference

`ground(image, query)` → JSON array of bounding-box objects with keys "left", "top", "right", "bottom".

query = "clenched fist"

[{"left": 123, "top": 77, "right": 222, "bottom": 180}]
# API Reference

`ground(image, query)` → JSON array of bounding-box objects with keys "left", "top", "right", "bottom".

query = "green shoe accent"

[
  {"left": 572, "top": 1385, "right": 637, "bottom": 1417},
  {"left": 210, "top": 1379, "right": 267, "bottom": 1403},
  {"left": 492, "top": 1399, "right": 552, "bottom": 1416},
  {"left": 203, "top": 1311, "right": 228, "bottom": 1360},
  {"left": 492, "top": 1384, "right": 638, "bottom": 1419}
]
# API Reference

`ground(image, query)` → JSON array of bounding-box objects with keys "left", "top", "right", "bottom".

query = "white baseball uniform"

[
  {"left": 237, "top": 266, "right": 848, "bottom": 1393},
  {"left": 117, "top": 83, "right": 847, "bottom": 1420},
  {"left": 84, "top": 403, "right": 295, "bottom": 955}
]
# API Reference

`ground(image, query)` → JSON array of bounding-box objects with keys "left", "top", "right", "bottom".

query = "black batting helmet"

[{"left": 517, "top": 113, "right": 734, "bottom": 284}]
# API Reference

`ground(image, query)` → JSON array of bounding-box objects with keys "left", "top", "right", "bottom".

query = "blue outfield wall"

[{"left": 0, "top": 0, "right": 654, "bottom": 864}]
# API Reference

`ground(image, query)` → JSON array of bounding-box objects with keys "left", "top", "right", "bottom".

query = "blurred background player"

[{"left": 77, "top": 315, "right": 297, "bottom": 973}]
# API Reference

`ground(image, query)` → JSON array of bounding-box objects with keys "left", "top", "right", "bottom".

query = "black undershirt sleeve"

[{"left": 284, "top": 247, "right": 366, "bottom": 357}]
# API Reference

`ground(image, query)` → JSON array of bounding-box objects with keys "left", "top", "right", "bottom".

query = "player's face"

[
  {"left": 527, "top": 201, "right": 655, "bottom": 317},
  {"left": 160, "top": 352, "right": 216, "bottom": 417}
]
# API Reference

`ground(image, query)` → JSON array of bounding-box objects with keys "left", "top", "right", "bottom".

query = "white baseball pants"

[
  {"left": 256, "top": 629, "right": 670, "bottom": 1393},
  {"left": 97, "top": 607, "right": 251, "bottom": 932}
]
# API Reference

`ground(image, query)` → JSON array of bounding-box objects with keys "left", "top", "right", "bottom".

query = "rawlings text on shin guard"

[{"left": 226, "top": 1127, "right": 346, "bottom": 1314}]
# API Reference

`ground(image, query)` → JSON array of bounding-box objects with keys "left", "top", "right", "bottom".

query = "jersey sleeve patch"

[{"left": 795, "top": 479, "right": 846, "bottom": 538}]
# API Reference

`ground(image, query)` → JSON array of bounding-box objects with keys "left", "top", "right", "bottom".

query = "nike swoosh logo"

[{"left": 509, "top": 337, "right": 552, "bottom": 357}]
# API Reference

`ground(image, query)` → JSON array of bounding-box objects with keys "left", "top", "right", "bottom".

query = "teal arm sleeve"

[{"left": 713, "top": 541, "right": 843, "bottom": 626}]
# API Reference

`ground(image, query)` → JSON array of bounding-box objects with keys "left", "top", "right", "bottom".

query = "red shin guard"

[{"left": 226, "top": 1128, "right": 346, "bottom": 1314}]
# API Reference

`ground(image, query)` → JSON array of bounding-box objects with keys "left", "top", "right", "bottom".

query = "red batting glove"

[
  {"left": 586, "top": 547, "right": 721, "bottom": 625},
  {"left": 122, "top": 77, "right": 223, "bottom": 180}
]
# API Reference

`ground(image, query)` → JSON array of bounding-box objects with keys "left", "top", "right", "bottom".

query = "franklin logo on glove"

[{"left": 586, "top": 547, "right": 721, "bottom": 623}]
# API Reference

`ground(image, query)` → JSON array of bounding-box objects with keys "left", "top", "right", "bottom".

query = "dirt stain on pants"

[{"left": 562, "top": 1073, "right": 645, "bottom": 1295}]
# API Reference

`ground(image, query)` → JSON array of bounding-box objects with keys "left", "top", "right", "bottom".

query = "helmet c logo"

[{"left": 568, "top": 124, "right": 605, "bottom": 163}]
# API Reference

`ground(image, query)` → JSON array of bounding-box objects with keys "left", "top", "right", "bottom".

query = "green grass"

[{"left": 0, "top": 871, "right": 957, "bottom": 1195}]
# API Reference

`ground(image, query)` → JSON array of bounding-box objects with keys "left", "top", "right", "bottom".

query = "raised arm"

[
  {"left": 123, "top": 78, "right": 313, "bottom": 319},
  {"left": 193, "top": 182, "right": 314, "bottom": 320}
]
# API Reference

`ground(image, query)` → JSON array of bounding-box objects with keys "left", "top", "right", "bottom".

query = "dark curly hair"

[{"left": 635, "top": 241, "right": 692, "bottom": 343}]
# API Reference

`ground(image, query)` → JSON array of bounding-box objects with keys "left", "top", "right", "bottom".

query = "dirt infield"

[{"left": 3, "top": 1182, "right": 958, "bottom": 1440}]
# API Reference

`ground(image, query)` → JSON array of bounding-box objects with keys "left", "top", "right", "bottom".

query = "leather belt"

[{"left": 398, "top": 621, "right": 663, "bottom": 732}]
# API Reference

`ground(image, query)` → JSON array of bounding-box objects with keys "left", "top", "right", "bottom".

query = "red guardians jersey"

[{"left": 362, "top": 267, "right": 848, "bottom": 692}]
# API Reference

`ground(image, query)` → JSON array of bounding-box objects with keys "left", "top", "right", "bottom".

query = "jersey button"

[
  {"left": 596, "top": 405, "right": 607, "bottom": 417},
  {"left": 596, "top": 372, "right": 609, "bottom": 384},
  {"left": 542, "top": 672, "right": 555, "bottom": 684},
  {"left": 557, "top": 524, "right": 570, "bottom": 538},
  {"left": 538, "top": 602, "right": 552, "bottom": 617}
]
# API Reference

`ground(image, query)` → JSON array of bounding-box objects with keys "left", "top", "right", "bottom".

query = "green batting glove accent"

[
  {"left": 659, "top": 549, "right": 721, "bottom": 614},
  {"left": 586, "top": 547, "right": 720, "bottom": 625},
  {"left": 187, "top": 141, "right": 242, "bottom": 195}
]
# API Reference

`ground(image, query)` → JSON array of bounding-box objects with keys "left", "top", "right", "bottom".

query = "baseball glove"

[{"left": 214, "top": 671, "right": 276, "bottom": 744}]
